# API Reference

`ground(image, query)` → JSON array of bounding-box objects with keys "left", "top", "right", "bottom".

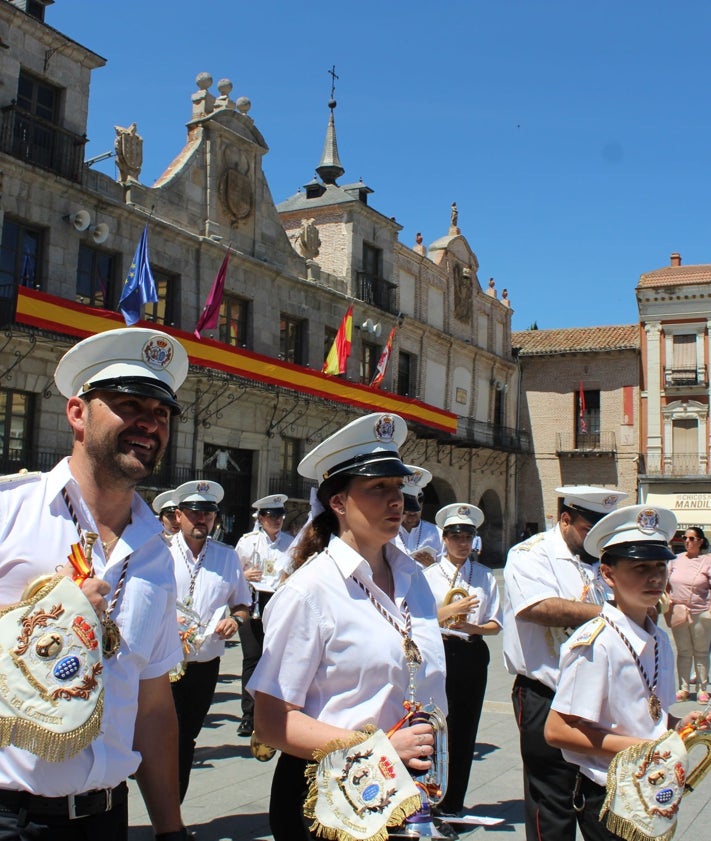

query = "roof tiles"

[{"left": 512, "top": 325, "right": 639, "bottom": 356}]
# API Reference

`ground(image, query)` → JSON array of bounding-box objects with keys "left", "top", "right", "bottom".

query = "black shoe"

[{"left": 237, "top": 717, "right": 253, "bottom": 737}]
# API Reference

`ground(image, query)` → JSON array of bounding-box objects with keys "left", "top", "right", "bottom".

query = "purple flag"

[{"left": 194, "top": 251, "right": 230, "bottom": 339}]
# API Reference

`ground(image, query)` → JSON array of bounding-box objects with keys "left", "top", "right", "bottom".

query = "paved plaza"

[{"left": 127, "top": 572, "right": 711, "bottom": 840}]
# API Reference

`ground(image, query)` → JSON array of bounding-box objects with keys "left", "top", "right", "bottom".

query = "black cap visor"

[
  {"left": 444, "top": 525, "right": 477, "bottom": 537},
  {"left": 179, "top": 501, "right": 219, "bottom": 512},
  {"left": 82, "top": 377, "right": 182, "bottom": 415},
  {"left": 323, "top": 452, "right": 412, "bottom": 481},
  {"left": 259, "top": 508, "right": 286, "bottom": 518},
  {"left": 565, "top": 503, "right": 607, "bottom": 525},
  {"left": 403, "top": 494, "right": 422, "bottom": 513},
  {"left": 601, "top": 541, "right": 676, "bottom": 562}
]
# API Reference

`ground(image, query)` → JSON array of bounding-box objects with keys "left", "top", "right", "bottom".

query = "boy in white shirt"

[{"left": 545, "top": 505, "right": 710, "bottom": 841}]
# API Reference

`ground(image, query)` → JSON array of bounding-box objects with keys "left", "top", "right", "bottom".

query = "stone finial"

[
  {"left": 236, "top": 96, "right": 251, "bottom": 115},
  {"left": 215, "top": 78, "right": 236, "bottom": 110},
  {"left": 114, "top": 122, "right": 142, "bottom": 184},
  {"left": 192, "top": 72, "right": 215, "bottom": 118},
  {"left": 413, "top": 231, "right": 426, "bottom": 256},
  {"left": 501, "top": 288, "right": 510, "bottom": 307},
  {"left": 485, "top": 277, "right": 497, "bottom": 298}
]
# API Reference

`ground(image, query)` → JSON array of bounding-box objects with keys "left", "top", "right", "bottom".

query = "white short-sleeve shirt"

[
  {"left": 551, "top": 602, "right": 675, "bottom": 785},
  {"left": 398, "top": 519, "right": 442, "bottom": 559},
  {"left": 248, "top": 535, "right": 447, "bottom": 730},
  {"left": 170, "top": 533, "right": 251, "bottom": 662},
  {"left": 236, "top": 528, "right": 293, "bottom": 591},
  {"left": 0, "top": 458, "right": 182, "bottom": 796},
  {"left": 503, "top": 524, "right": 606, "bottom": 690},
  {"left": 423, "top": 557, "right": 502, "bottom": 627}
]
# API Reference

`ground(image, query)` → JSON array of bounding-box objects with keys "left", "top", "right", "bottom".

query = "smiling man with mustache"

[{"left": 0, "top": 327, "right": 191, "bottom": 841}]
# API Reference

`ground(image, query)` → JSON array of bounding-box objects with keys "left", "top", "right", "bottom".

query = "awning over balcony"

[{"left": 645, "top": 492, "right": 711, "bottom": 530}]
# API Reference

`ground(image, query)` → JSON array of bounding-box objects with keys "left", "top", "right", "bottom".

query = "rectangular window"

[
  {"left": 324, "top": 327, "right": 337, "bottom": 363},
  {"left": 219, "top": 295, "right": 250, "bottom": 347},
  {"left": 282, "top": 436, "right": 304, "bottom": 485},
  {"left": 0, "top": 218, "right": 43, "bottom": 290},
  {"left": 360, "top": 342, "right": 379, "bottom": 384},
  {"left": 397, "top": 351, "right": 417, "bottom": 397},
  {"left": 16, "top": 71, "right": 60, "bottom": 171},
  {"left": 18, "top": 71, "right": 59, "bottom": 123},
  {"left": 280, "top": 315, "right": 305, "bottom": 364},
  {"left": 575, "top": 389, "right": 600, "bottom": 448},
  {"left": 0, "top": 388, "right": 33, "bottom": 470},
  {"left": 76, "top": 244, "right": 115, "bottom": 308},
  {"left": 363, "top": 243, "right": 382, "bottom": 278},
  {"left": 144, "top": 268, "right": 179, "bottom": 326}
]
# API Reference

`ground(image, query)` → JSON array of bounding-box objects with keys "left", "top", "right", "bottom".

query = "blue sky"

[{"left": 48, "top": 1, "right": 711, "bottom": 332}]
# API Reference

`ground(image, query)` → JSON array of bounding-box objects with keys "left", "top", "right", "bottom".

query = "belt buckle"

[{"left": 67, "top": 787, "right": 112, "bottom": 820}]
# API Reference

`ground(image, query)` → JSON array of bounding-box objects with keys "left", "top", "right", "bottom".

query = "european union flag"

[{"left": 119, "top": 224, "right": 158, "bottom": 325}]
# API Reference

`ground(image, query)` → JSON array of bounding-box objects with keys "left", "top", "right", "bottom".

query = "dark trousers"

[
  {"left": 171, "top": 656, "right": 221, "bottom": 802},
  {"left": 439, "top": 635, "right": 490, "bottom": 813},
  {"left": 0, "top": 788, "right": 128, "bottom": 841},
  {"left": 512, "top": 674, "right": 581, "bottom": 841},
  {"left": 269, "top": 752, "right": 316, "bottom": 840},
  {"left": 239, "top": 591, "right": 272, "bottom": 719},
  {"left": 573, "top": 774, "right": 621, "bottom": 841}
]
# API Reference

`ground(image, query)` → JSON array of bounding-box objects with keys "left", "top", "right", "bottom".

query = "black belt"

[
  {"left": 513, "top": 673, "right": 555, "bottom": 699},
  {"left": 0, "top": 781, "right": 127, "bottom": 820}
]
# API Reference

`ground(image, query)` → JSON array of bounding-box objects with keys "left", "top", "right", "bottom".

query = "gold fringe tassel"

[
  {"left": 601, "top": 734, "right": 678, "bottom": 841},
  {"left": 303, "top": 726, "right": 422, "bottom": 841},
  {"left": 0, "top": 690, "right": 104, "bottom": 763}
]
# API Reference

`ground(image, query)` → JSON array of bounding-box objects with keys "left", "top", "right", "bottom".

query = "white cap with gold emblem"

[
  {"left": 556, "top": 485, "right": 628, "bottom": 524},
  {"left": 252, "top": 494, "right": 288, "bottom": 515},
  {"left": 298, "top": 413, "right": 412, "bottom": 483},
  {"left": 54, "top": 327, "right": 188, "bottom": 414},
  {"left": 174, "top": 480, "right": 224, "bottom": 512},
  {"left": 583, "top": 504, "right": 677, "bottom": 561},
  {"left": 152, "top": 489, "right": 179, "bottom": 514},
  {"left": 436, "top": 503, "right": 484, "bottom": 531}
]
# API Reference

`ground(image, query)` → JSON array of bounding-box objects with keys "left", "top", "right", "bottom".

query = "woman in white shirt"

[
  {"left": 249, "top": 413, "right": 447, "bottom": 840},
  {"left": 423, "top": 503, "right": 503, "bottom": 816}
]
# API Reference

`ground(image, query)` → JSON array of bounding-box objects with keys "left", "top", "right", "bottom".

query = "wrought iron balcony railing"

[
  {"left": 664, "top": 366, "right": 708, "bottom": 388},
  {"left": 268, "top": 473, "right": 317, "bottom": 501},
  {"left": 356, "top": 272, "right": 398, "bottom": 314},
  {"left": 0, "top": 104, "right": 87, "bottom": 183},
  {"left": 456, "top": 418, "right": 532, "bottom": 453},
  {"left": 556, "top": 430, "right": 617, "bottom": 455},
  {"left": 639, "top": 453, "right": 707, "bottom": 476}
]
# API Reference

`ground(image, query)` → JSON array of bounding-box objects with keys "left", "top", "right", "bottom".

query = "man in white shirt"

[
  {"left": 502, "top": 485, "right": 628, "bottom": 841},
  {"left": 169, "top": 480, "right": 250, "bottom": 801},
  {"left": 0, "top": 327, "right": 189, "bottom": 841},
  {"left": 235, "top": 494, "right": 293, "bottom": 736},
  {"left": 397, "top": 466, "right": 442, "bottom": 567}
]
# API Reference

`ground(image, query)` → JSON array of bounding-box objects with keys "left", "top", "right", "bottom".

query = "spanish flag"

[{"left": 322, "top": 305, "right": 353, "bottom": 375}]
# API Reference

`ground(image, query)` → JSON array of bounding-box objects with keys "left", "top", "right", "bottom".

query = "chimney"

[{"left": 670, "top": 252, "right": 682, "bottom": 267}]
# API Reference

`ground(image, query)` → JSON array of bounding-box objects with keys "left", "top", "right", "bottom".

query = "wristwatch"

[{"left": 231, "top": 613, "right": 244, "bottom": 626}]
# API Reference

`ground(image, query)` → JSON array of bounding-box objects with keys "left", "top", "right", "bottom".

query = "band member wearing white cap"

[
  {"left": 424, "top": 503, "right": 502, "bottom": 816},
  {"left": 153, "top": 488, "right": 180, "bottom": 537},
  {"left": 503, "top": 485, "right": 628, "bottom": 841},
  {"left": 0, "top": 327, "right": 189, "bottom": 840},
  {"left": 398, "top": 466, "right": 442, "bottom": 567},
  {"left": 249, "top": 413, "right": 447, "bottom": 840},
  {"left": 545, "top": 505, "right": 710, "bottom": 841},
  {"left": 169, "top": 480, "right": 250, "bottom": 801},
  {"left": 235, "top": 494, "right": 293, "bottom": 737}
]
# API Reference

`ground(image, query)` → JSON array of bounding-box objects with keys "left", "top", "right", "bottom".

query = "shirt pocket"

[{"left": 115, "top": 577, "right": 172, "bottom": 667}]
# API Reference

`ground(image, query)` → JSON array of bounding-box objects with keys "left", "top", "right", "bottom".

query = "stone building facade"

[
  {"left": 512, "top": 326, "right": 640, "bottom": 534},
  {"left": 637, "top": 252, "right": 711, "bottom": 533},
  {"left": 0, "top": 1, "right": 526, "bottom": 560}
]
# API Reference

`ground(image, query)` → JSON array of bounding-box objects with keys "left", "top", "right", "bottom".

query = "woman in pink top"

[{"left": 667, "top": 526, "right": 711, "bottom": 703}]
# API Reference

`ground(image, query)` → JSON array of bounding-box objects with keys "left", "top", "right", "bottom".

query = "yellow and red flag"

[{"left": 322, "top": 305, "right": 353, "bottom": 375}]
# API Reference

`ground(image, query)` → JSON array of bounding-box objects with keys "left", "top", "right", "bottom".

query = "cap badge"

[
  {"left": 142, "top": 336, "right": 174, "bottom": 370},
  {"left": 637, "top": 508, "right": 660, "bottom": 534},
  {"left": 457, "top": 506, "right": 470, "bottom": 517},
  {"left": 404, "top": 472, "right": 420, "bottom": 487},
  {"left": 374, "top": 414, "right": 396, "bottom": 442},
  {"left": 196, "top": 481, "right": 210, "bottom": 493},
  {"left": 603, "top": 495, "right": 618, "bottom": 509}
]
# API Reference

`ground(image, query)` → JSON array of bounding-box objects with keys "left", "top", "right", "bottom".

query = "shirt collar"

[
  {"left": 602, "top": 601, "right": 658, "bottom": 654},
  {"left": 327, "top": 535, "right": 416, "bottom": 599}
]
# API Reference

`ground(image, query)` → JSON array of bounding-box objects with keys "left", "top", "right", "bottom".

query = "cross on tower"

[{"left": 328, "top": 65, "right": 339, "bottom": 100}]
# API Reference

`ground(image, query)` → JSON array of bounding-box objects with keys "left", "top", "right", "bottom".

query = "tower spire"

[{"left": 316, "top": 65, "right": 345, "bottom": 185}]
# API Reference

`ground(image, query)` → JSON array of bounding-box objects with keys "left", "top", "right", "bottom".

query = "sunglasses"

[{"left": 685, "top": 536, "right": 700, "bottom": 542}]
